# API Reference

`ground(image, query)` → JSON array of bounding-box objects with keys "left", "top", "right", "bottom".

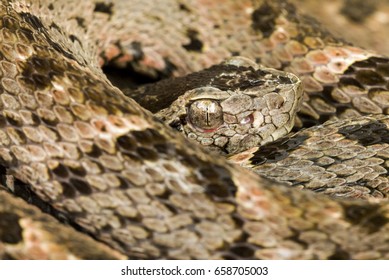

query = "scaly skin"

[
  {"left": 0, "top": 0, "right": 389, "bottom": 260},
  {"left": 231, "top": 114, "right": 389, "bottom": 200},
  {"left": 0, "top": 188, "right": 126, "bottom": 259},
  {"left": 128, "top": 58, "right": 303, "bottom": 155}
]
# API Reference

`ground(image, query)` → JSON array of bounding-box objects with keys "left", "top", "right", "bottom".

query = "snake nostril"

[{"left": 240, "top": 113, "right": 254, "bottom": 125}]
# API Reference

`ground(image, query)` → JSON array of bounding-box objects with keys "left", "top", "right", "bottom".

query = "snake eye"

[{"left": 188, "top": 100, "right": 224, "bottom": 132}]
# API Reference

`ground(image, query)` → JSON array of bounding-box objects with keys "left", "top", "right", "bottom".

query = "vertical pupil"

[
  {"left": 188, "top": 100, "right": 223, "bottom": 130},
  {"left": 205, "top": 102, "right": 216, "bottom": 126}
]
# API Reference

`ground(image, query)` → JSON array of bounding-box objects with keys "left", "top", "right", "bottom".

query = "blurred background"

[{"left": 291, "top": 0, "right": 389, "bottom": 55}]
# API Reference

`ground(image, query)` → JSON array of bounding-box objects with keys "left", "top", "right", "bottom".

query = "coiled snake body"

[{"left": 1, "top": 0, "right": 389, "bottom": 260}]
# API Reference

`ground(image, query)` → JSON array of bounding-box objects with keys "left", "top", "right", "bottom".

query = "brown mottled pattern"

[
  {"left": 0, "top": 0, "right": 388, "bottom": 260},
  {"left": 0, "top": 188, "right": 126, "bottom": 259},
  {"left": 129, "top": 58, "right": 302, "bottom": 155},
  {"left": 246, "top": 1, "right": 389, "bottom": 128},
  {"left": 232, "top": 115, "right": 389, "bottom": 200}
]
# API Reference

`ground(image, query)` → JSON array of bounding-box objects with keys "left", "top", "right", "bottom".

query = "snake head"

[{"left": 157, "top": 57, "right": 303, "bottom": 155}]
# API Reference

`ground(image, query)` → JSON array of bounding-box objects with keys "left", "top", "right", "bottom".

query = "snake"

[{"left": 1, "top": 0, "right": 389, "bottom": 260}]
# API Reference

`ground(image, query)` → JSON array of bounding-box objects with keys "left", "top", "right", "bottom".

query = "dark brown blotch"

[
  {"left": 338, "top": 77, "right": 363, "bottom": 89},
  {"left": 341, "top": 0, "right": 377, "bottom": 23},
  {"left": 52, "top": 163, "right": 69, "bottom": 178},
  {"left": 75, "top": 17, "right": 86, "bottom": 28},
  {"left": 154, "top": 142, "right": 176, "bottom": 156},
  {"left": 0, "top": 115, "right": 7, "bottom": 128},
  {"left": 179, "top": 3, "right": 190, "bottom": 12},
  {"left": 328, "top": 248, "right": 352, "bottom": 260},
  {"left": 136, "top": 147, "right": 159, "bottom": 161},
  {"left": 21, "top": 12, "right": 78, "bottom": 63},
  {"left": 206, "top": 183, "right": 231, "bottom": 198},
  {"left": 148, "top": 129, "right": 165, "bottom": 142},
  {"left": 355, "top": 69, "right": 386, "bottom": 87},
  {"left": 31, "top": 73, "right": 51, "bottom": 89},
  {"left": 178, "top": 150, "right": 202, "bottom": 168},
  {"left": 69, "top": 34, "right": 82, "bottom": 46},
  {"left": 17, "top": 76, "right": 36, "bottom": 91},
  {"left": 61, "top": 181, "right": 76, "bottom": 198},
  {"left": 351, "top": 58, "right": 377, "bottom": 69},
  {"left": 31, "top": 56, "right": 51, "bottom": 73},
  {"left": 39, "top": 113, "right": 58, "bottom": 126},
  {"left": 377, "top": 64, "right": 389, "bottom": 78},
  {"left": 8, "top": 128, "right": 27, "bottom": 144},
  {"left": 183, "top": 29, "right": 203, "bottom": 52},
  {"left": 229, "top": 244, "right": 256, "bottom": 259},
  {"left": 129, "top": 41, "right": 144, "bottom": 61},
  {"left": 122, "top": 151, "right": 142, "bottom": 163},
  {"left": 30, "top": 113, "right": 41, "bottom": 125},
  {"left": 343, "top": 203, "right": 389, "bottom": 234},
  {"left": 251, "top": 2, "right": 277, "bottom": 37},
  {"left": 117, "top": 176, "right": 130, "bottom": 189},
  {"left": 85, "top": 144, "right": 102, "bottom": 158},
  {"left": 0, "top": 212, "right": 23, "bottom": 244},
  {"left": 94, "top": 2, "right": 114, "bottom": 15},
  {"left": 199, "top": 167, "right": 220, "bottom": 181},
  {"left": 203, "top": 164, "right": 237, "bottom": 198},
  {"left": 250, "top": 133, "right": 309, "bottom": 165},
  {"left": 70, "top": 178, "right": 92, "bottom": 195},
  {"left": 117, "top": 135, "right": 137, "bottom": 151},
  {"left": 132, "top": 129, "right": 155, "bottom": 145},
  {"left": 338, "top": 121, "right": 389, "bottom": 146},
  {"left": 68, "top": 165, "right": 87, "bottom": 177},
  {"left": 5, "top": 113, "right": 22, "bottom": 127}
]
